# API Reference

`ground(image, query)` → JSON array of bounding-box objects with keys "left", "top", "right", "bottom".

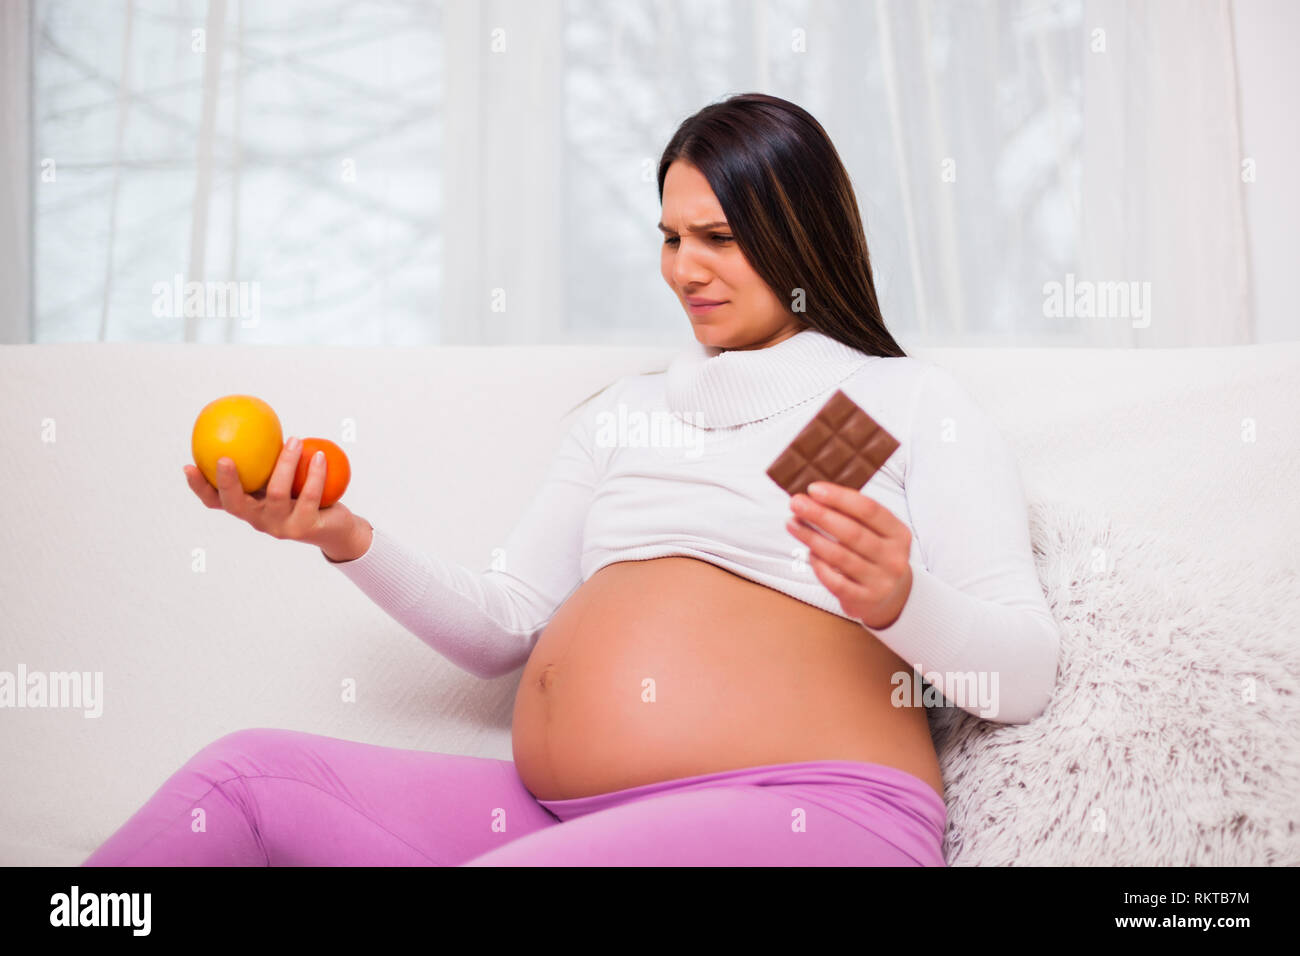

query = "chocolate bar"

[{"left": 766, "top": 389, "right": 899, "bottom": 497}]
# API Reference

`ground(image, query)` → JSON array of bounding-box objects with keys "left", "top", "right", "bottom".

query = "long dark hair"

[{"left": 566, "top": 92, "right": 906, "bottom": 416}]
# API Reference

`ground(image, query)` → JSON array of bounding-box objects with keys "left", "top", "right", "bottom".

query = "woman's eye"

[{"left": 662, "top": 235, "right": 733, "bottom": 246}]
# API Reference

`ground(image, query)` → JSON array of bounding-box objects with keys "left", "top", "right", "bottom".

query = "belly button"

[{"left": 537, "top": 665, "right": 557, "bottom": 691}]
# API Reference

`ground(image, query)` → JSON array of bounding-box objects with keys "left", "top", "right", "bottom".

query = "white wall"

[{"left": 1232, "top": 0, "right": 1300, "bottom": 343}]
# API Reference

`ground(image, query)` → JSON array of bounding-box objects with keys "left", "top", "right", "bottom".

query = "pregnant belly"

[{"left": 511, "top": 556, "right": 944, "bottom": 802}]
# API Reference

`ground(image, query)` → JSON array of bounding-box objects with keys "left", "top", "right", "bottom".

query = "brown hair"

[{"left": 567, "top": 92, "right": 906, "bottom": 416}]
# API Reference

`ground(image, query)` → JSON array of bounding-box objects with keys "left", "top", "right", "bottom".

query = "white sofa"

[{"left": 2, "top": 341, "right": 1297, "bottom": 866}]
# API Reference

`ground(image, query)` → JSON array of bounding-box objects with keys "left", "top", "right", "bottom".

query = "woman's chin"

[{"left": 687, "top": 318, "right": 732, "bottom": 347}]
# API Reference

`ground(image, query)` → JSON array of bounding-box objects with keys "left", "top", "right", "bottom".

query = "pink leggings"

[{"left": 81, "top": 728, "right": 947, "bottom": 866}]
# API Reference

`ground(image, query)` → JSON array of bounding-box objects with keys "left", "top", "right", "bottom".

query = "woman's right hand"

[{"left": 183, "top": 436, "right": 361, "bottom": 552}]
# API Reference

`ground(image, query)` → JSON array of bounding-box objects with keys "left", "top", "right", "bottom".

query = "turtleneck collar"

[{"left": 664, "top": 326, "right": 880, "bottom": 429}]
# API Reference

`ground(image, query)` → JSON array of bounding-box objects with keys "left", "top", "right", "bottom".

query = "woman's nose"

[{"left": 671, "top": 246, "right": 710, "bottom": 287}]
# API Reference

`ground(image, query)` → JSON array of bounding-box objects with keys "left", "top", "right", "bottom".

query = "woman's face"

[{"left": 659, "top": 160, "right": 804, "bottom": 351}]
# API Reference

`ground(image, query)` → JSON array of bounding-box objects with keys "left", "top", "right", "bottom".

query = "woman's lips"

[{"left": 687, "top": 300, "right": 728, "bottom": 314}]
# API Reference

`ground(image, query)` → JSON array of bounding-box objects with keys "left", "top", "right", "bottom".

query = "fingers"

[
  {"left": 289, "top": 449, "right": 328, "bottom": 528},
  {"left": 789, "top": 492, "right": 888, "bottom": 566},
  {"left": 214, "top": 457, "right": 255, "bottom": 520},
  {"left": 787, "top": 514, "right": 875, "bottom": 586},
  {"left": 807, "top": 551, "right": 877, "bottom": 616},
  {"left": 183, "top": 464, "right": 222, "bottom": 509},
  {"left": 264, "top": 436, "right": 303, "bottom": 505},
  {"left": 806, "top": 482, "right": 901, "bottom": 539}
]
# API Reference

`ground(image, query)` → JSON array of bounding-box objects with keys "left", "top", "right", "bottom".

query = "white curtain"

[
  {"left": 440, "top": 0, "right": 566, "bottom": 345},
  {"left": 7, "top": 0, "right": 1258, "bottom": 348},
  {"left": 1080, "top": 0, "right": 1252, "bottom": 347},
  {"left": 0, "top": 0, "right": 31, "bottom": 344}
]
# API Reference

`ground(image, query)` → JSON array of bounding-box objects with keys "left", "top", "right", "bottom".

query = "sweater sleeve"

[
  {"left": 863, "top": 364, "right": 1061, "bottom": 723},
  {"left": 321, "top": 388, "right": 605, "bottom": 680}
]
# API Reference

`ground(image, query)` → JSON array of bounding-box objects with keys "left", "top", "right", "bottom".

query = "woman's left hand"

[{"left": 785, "top": 481, "right": 913, "bottom": 630}]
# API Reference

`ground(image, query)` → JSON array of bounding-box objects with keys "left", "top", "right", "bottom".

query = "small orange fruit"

[
  {"left": 291, "top": 438, "right": 351, "bottom": 508},
  {"left": 191, "top": 395, "right": 284, "bottom": 493}
]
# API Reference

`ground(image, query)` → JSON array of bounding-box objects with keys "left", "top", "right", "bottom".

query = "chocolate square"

[{"left": 766, "top": 389, "right": 899, "bottom": 497}]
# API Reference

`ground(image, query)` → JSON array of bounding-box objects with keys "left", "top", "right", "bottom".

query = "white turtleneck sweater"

[{"left": 326, "top": 328, "right": 1061, "bottom": 723}]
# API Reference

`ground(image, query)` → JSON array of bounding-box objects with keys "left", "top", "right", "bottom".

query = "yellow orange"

[{"left": 191, "top": 395, "right": 284, "bottom": 493}]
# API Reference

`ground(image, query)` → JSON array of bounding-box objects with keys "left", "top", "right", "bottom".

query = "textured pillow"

[{"left": 930, "top": 496, "right": 1300, "bottom": 866}]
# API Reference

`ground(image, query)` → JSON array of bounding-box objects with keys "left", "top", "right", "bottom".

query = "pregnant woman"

[{"left": 83, "top": 93, "right": 1059, "bottom": 867}]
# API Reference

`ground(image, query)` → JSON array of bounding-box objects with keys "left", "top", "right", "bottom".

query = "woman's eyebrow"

[{"left": 656, "top": 220, "right": 730, "bottom": 234}]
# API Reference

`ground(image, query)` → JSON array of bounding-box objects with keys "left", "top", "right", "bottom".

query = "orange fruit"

[
  {"left": 191, "top": 395, "right": 284, "bottom": 493},
  {"left": 290, "top": 437, "right": 351, "bottom": 508}
]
